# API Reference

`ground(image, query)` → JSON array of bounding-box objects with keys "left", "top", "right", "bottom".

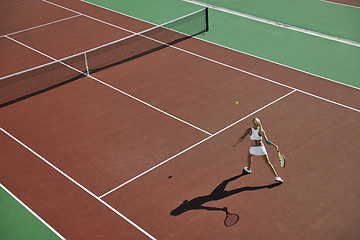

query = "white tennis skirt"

[{"left": 249, "top": 146, "right": 267, "bottom": 156}]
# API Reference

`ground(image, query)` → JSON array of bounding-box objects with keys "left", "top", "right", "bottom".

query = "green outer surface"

[
  {"left": 85, "top": 0, "right": 360, "bottom": 88},
  {"left": 200, "top": 0, "right": 360, "bottom": 42},
  {"left": 202, "top": 9, "right": 360, "bottom": 88},
  {"left": 0, "top": 185, "right": 61, "bottom": 240}
]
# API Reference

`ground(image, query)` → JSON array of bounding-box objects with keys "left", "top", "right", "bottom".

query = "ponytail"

[{"left": 253, "top": 118, "right": 264, "bottom": 134}]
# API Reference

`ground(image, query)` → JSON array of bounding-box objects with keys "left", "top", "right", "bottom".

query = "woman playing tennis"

[{"left": 233, "top": 118, "right": 283, "bottom": 183}]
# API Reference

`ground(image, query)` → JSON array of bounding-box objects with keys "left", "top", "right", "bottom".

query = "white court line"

[
  {"left": 79, "top": 0, "right": 360, "bottom": 91},
  {"left": 99, "top": 89, "right": 297, "bottom": 198},
  {"left": 0, "top": 183, "right": 66, "bottom": 240},
  {"left": 1, "top": 14, "right": 81, "bottom": 38},
  {"left": 4, "top": 36, "right": 212, "bottom": 136},
  {"left": 0, "top": 128, "right": 157, "bottom": 240},
  {"left": 320, "top": 0, "right": 360, "bottom": 9}
]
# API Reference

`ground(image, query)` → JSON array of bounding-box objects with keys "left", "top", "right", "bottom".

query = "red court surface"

[
  {"left": 1, "top": 1, "right": 360, "bottom": 239},
  {"left": 104, "top": 92, "right": 360, "bottom": 240}
]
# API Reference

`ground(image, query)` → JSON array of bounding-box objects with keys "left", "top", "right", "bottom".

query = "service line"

[
  {"left": 1, "top": 14, "right": 81, "bottom": 37},
  {"left": 99, "top": 89, "right": 297, "bottom": 198}
]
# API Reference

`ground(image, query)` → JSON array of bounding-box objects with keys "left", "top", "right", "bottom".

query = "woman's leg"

[
  {"left": 261, "top": 154, "right": 278, "bottom": 177},
  {"left": 247, "top": 153, "right": 253, "bottom": 169}
]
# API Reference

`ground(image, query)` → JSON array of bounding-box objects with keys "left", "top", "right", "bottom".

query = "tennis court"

[{"left": 1, "top": 0, "right": 359, "bottom": 239}]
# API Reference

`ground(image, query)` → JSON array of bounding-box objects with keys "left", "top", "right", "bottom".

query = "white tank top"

[{"left": 250, "top": 127, "right": 262, "bottom": 140}]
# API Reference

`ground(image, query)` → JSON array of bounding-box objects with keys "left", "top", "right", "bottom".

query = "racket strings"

[{"left": 279, "top": 154, "right": 286, "bottom": 167}]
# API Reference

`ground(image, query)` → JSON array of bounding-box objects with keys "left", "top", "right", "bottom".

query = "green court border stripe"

[
  {"left": 0, "top": 183, "right": 65, "bottom": 240},
  {"left": 80, "top": 0, "right": 360, "bottom": 91}
]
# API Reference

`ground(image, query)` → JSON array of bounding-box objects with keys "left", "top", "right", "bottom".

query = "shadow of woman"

[{"left": 170, "top": 170, "right": 282, "bottom": 219}]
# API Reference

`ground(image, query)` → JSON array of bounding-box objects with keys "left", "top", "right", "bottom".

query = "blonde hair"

[{"left": 253, "top": 118, "right": 264, "bottom": 133}]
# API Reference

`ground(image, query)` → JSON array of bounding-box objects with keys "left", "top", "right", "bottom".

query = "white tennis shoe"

[
  {"left": 243, "top": 167, "right": 251, "bottom": 174},
  {"left": 275, "top": 176, "right": 284, "bottom": 183}
]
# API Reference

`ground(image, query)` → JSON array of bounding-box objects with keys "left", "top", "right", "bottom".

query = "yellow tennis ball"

[{"left": 235, "top": 101, "right": 239, "bottom": 104}]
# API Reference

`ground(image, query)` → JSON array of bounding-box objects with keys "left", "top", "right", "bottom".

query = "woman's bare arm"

[
  {"left": 233, "top": 128, "right": 251, "bottom": 148},
  {"left": 261, "top": 130, "right": 279, "bottom": 151}
]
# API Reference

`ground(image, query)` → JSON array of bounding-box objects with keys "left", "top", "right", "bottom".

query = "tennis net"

[{"left": 0, "top": 8, "right": 209, "bottom": 107}]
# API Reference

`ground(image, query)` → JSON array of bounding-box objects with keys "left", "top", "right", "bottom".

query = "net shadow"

[
  {"left": 88, "top": 34, "right": 193, "bottom": 75},
  {"left": 0, "top": 8, "right": 209, "bottom": 108}
]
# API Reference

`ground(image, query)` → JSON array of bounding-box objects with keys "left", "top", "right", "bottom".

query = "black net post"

[{"left": 205, "top": 7, "right": 209, "bottom": 32}]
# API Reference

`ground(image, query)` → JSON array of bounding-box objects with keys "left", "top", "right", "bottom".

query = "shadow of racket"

[{"left": 223, "top": 207, "right": 239, "bottom": 227}]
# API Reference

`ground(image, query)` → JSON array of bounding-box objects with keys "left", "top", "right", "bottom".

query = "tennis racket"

[
  {"left": 223, "top": 207, "right": 239, "bottom": 227},
  {"left": 278, "top": 151, "right": 286, "bottom": 168}
]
